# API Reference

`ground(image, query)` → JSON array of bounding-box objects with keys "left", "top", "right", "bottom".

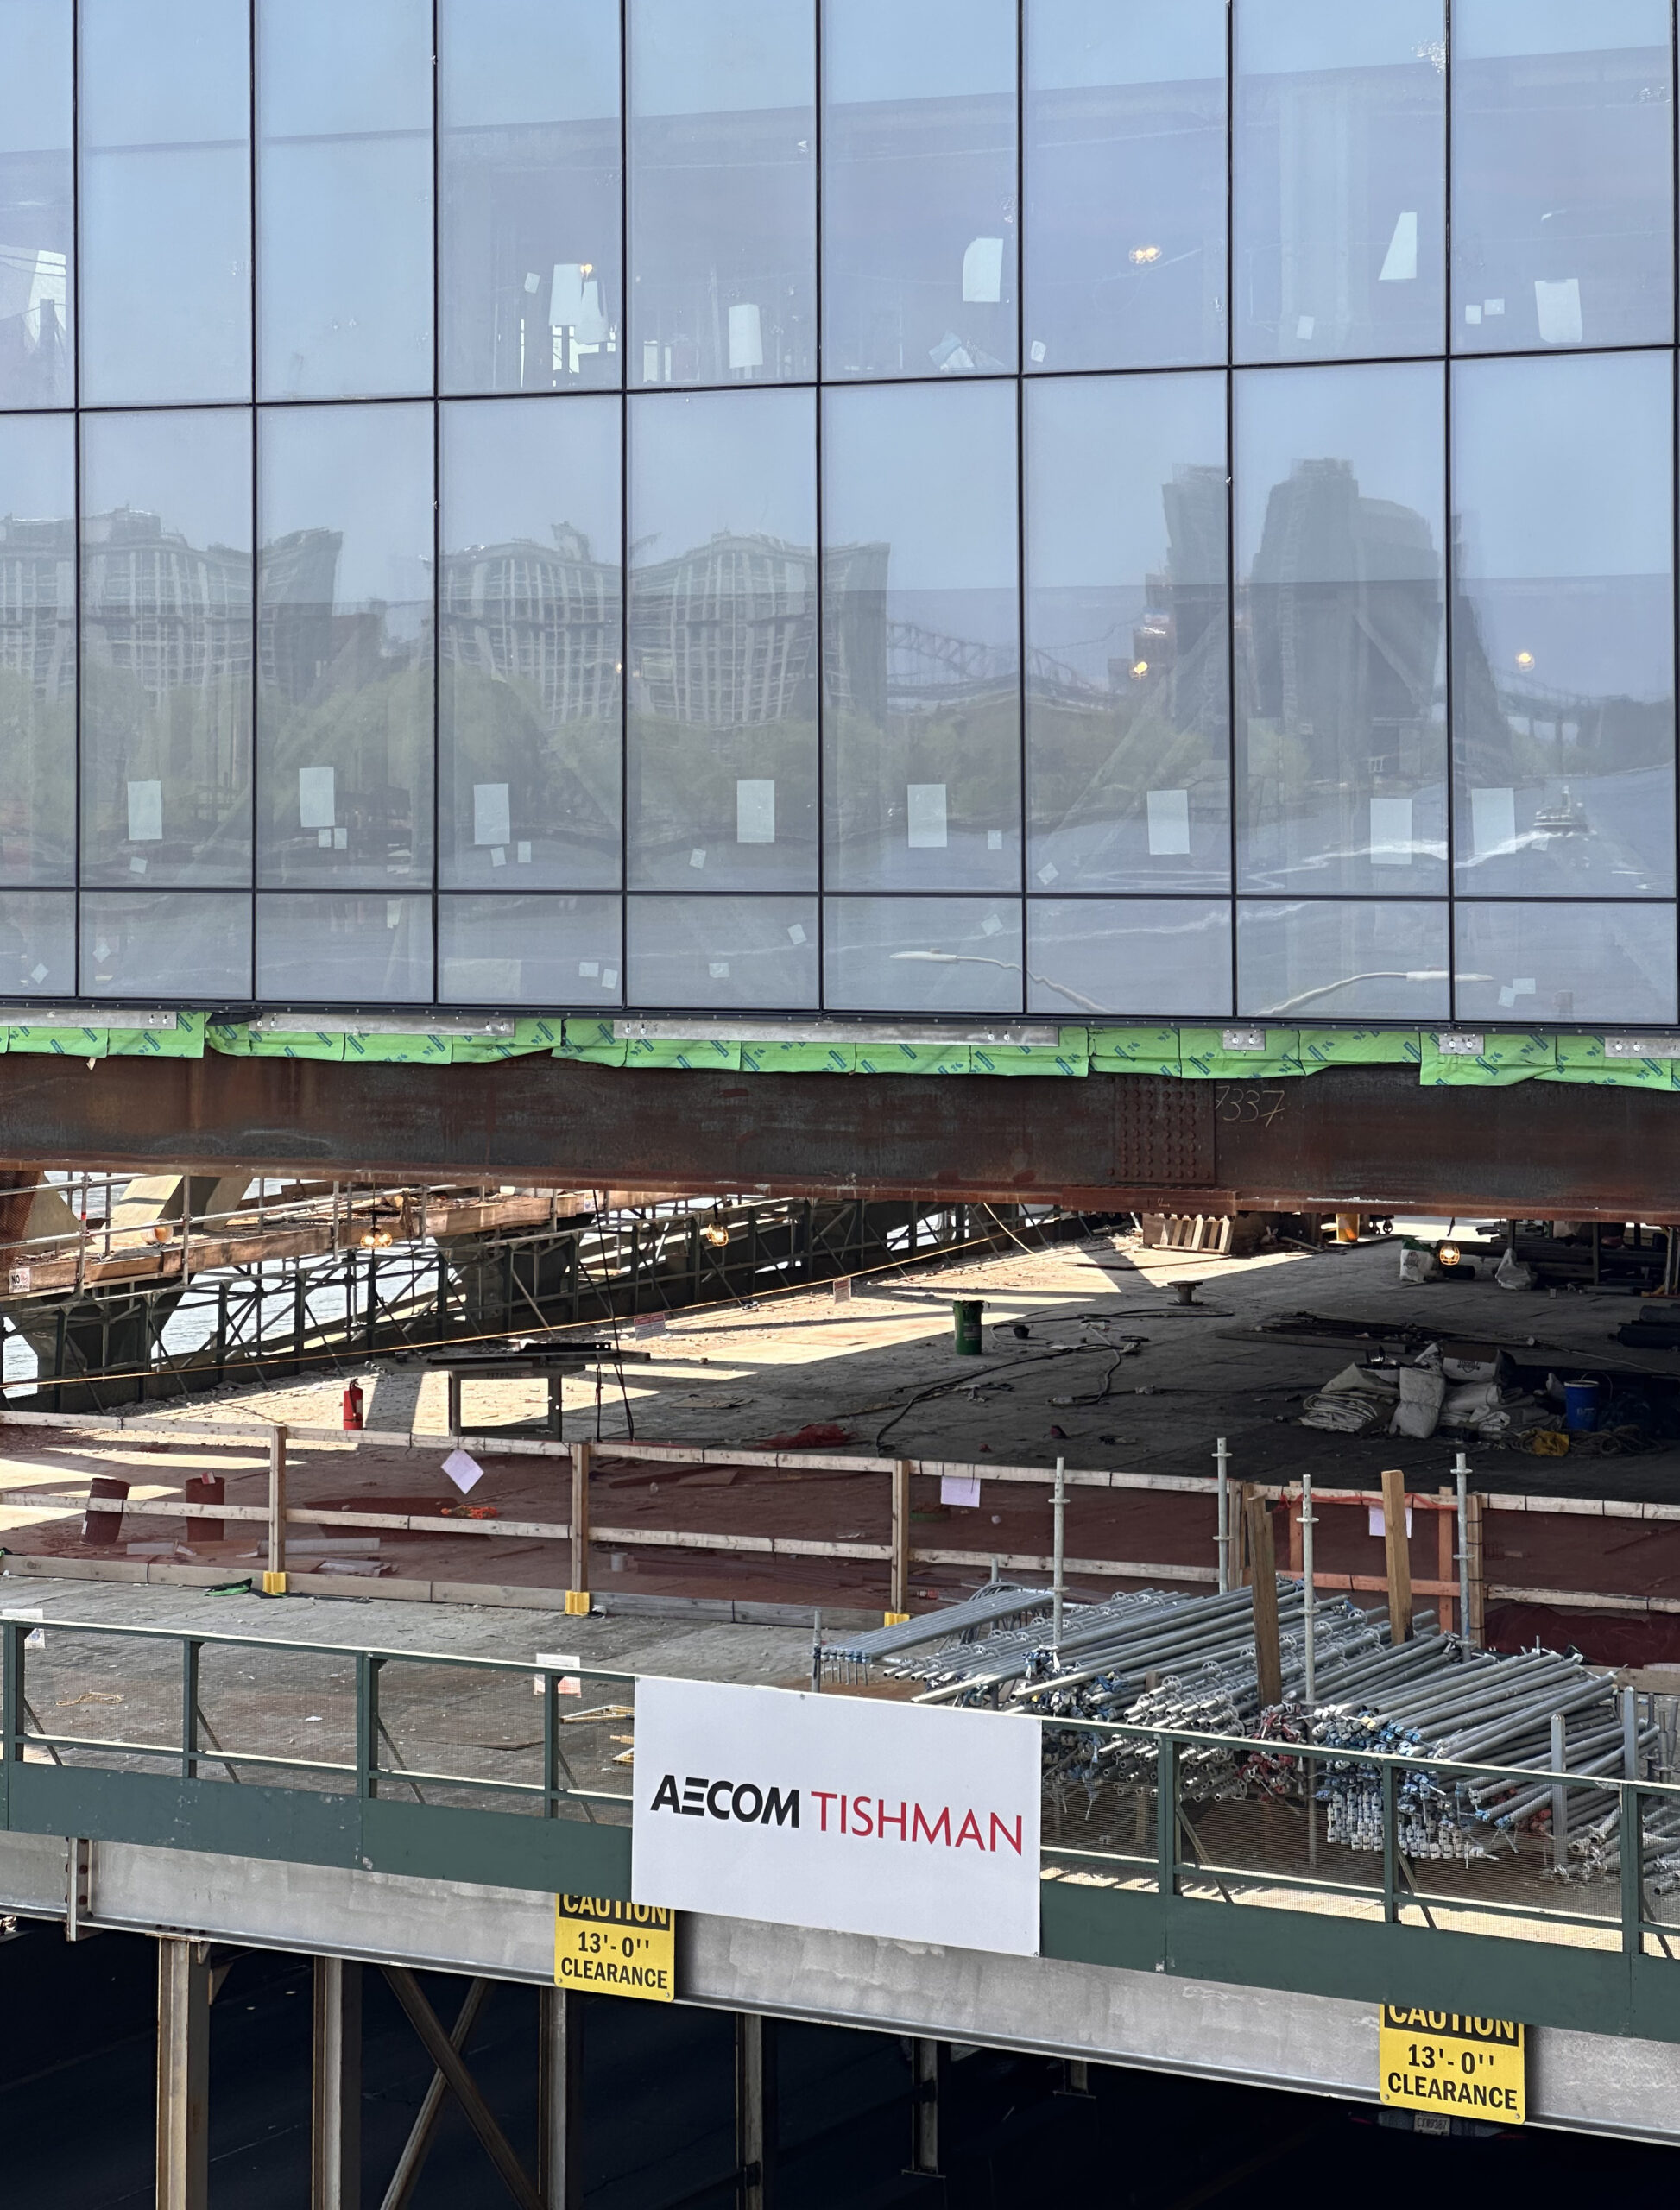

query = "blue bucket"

[{"left": 1563, "top": 1378, "right": 1601, "bottom": 1434}]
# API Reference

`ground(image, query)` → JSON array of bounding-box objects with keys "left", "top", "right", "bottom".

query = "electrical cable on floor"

[{"left": 872, "top": 1343, "right": 1115, "bottom": 1453}]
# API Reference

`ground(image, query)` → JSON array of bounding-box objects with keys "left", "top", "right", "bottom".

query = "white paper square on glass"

[
  {"left": 126, "top": 779, "right": 162, "bottom": 843},
  {"left": 709, "top": 961, "right": 730, "bottom": 978},
  {"left": 1146, "top": 788, "right": 1191, "bottom": 856},
  {"left": 298, "top": 764, "right": 335, "bottom": 830},
  {"left": 736, "top": 779, "right": 776, "bottom": 844},
  {"left": 906, "top": 784, "right": 948, "bottom": 849},
  {"left": 473, "top": 782, "right": 512, "bottom": 848}
]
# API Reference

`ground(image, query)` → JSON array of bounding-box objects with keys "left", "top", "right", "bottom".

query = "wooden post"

[
  {"left": 889, "top": 1460, "right": 912, "bottom": 1619},
  {"left": 1381, "top": 1468, "right": 1412, "bottom": 1643},
  {"left": 264, "top": 1424, "right": 287, "bottom": 1595},
  {"left": 1245, "top": 1495, "right": 1282, "bottom": 1708},
  {"left": 567, "top": 1442, "right": 591, "bottom": 1614},
  {"left": 1233, "top": 1483, "right": 1256, "bottom": 1585}
]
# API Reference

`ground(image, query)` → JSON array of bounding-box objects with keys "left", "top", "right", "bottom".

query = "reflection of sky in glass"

[
  {"left": 1028, "top": 372, "right": 1224, "bottom": 590},
  {"left": 826, "top": 0, "right": 1014, "bottom": 104},
  {"left": 1028, "top": 0, "right": 1224, "bottom": 92},
  {"left": 1456, "top": 0, "right": 1666, "bottom": 58},
  {"left": 1239, "top": 0, "right": 1444, "bottom": 76},
  {"left": 630, "top": 389, "right": 814, "bottom": 564},
  {"left": 81, "top": 0, "right": 247, "bottom": 142},
  {"left": 0, "top": 412, "right": 72, "bottom": 521},
  {"left": 443, "top": 398, "right": 619, "bottom": 556},
  {"left": 824, "top": 383, "right": 1016, "bottom": 594},
  {"left": 83, "top": 411, "right": 249, "bottom": 552},
  {"left": 260, "top": 0, "right": 430, "bottom": 137},
  {"left": 0, "top": 0, "right": 69, "bottom": 152},
  {"left": 261, "top": 405, "right": 433, "bottom": 607},
  {"left": 633, "top": 0, "right": 811, "bottom": 114},
  {"left": 441, "top": 0, "right": 618, "bottom": 125}
]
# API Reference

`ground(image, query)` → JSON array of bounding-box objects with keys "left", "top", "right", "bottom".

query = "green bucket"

[{"left": 952, "top": 1299, "right": 985, "bottom": 1355}]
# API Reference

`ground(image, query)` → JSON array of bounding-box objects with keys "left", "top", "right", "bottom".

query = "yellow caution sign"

[
  {"left": 554, "top": 1894, "right": 675, "bottom": 2002},
  {"left": 1379, "top": 2007, "right": 1524, "bottom": 2124}
]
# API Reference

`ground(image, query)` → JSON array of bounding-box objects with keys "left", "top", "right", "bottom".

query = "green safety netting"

[{"left": 0, "top": 1013, "right": 1660, "bottom": 1089}]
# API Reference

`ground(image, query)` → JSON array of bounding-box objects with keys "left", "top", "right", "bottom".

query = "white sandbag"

[
  {"left": 1391, "top": 1364, "right": 1446, "bottom": 1438},
  {"left": 1495, "top": 1250, "right": 1537, "bottom": 1291},
  {"left": 1398, "top": 1246, "right": 1434, "bottom": 1285}
]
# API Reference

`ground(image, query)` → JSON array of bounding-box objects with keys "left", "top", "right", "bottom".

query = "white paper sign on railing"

[{"left": 630, "top": 1677, "right": 1041, "bottom": 1957}]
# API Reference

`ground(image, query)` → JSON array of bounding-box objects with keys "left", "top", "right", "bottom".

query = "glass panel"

[
  {"left": 0, "top": 411, "right": 73, "bottom": 882},
  {"left": 256, "top": 403, "right": 434, "bottom": 889},
  {"left": 1024, "top": 0, "right": 1226, "bottom": 371},
  {"left": 1452, "top": 0, "right": 1673, "bottom": 354},
  {"left": 0, "top": 887, "right": 71, "bottom": 994},
  {"left": 1236, "top": 898, "right": 1449, "bottom": 1016},
  {"left": 1026, "top": 372, "right": 1228, "bottom": 893},
  {"left": 81, "top": 410, "right": 252, "bottom": 888},
  {"left": 823, "top": 0, "right": 1018, "bottom": 378},
  {"left": 1454, "top": 900, "right": 1677, "bottom": 1024},
  {"left": 439, "top": 893, "right": 622, "bottom": 1003},
  {"left": 1451, "top": 352, "right": 1674, "bottom": 897},
  {"left": 626, "top": 894, "right": 818, "bottom": 1007},
  {"left": 824, "top": 897, "right": 1023, "bottom": 1013},
  {"left": 1234, "top": 0, "right": 1445, "bottom": 363},
  {"left": 441, "top": 397, "right": 621, "bottom": 891},
  {"left": 628, "top": 388, "right": 816, "bottom": 890},
  {"left": 629, "top": 0, "right": 815, "bottom": 388},
  {"left": 256, "top": 893, "right": 433, "bottom": 1001},
  {"left": 0, "top": 0, "right": 72, "bottom": 408},
  {"left": 257, "top": 0, "right": 433, "bottom": 400},
  {"left": 79, "top": 890, "right": 252, "bottom": 997},
  {"left": 1235, "top": 363, "right": 1446, "bottom": 894},
  {"left": 1026, "top": 897, "right": 1231, "bottom": 1014},
  {"left": 78, "top": 0, "right": 251, "bottom": 406},
  {"left": 439, "top": 0, "right": 622, "bottom": 395},
  {"left": 824, "top": 382, "right": 1020, "bottom": 892}
]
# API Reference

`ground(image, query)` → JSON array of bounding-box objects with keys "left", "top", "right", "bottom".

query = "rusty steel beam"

[{"left": 0, "top": 1053, "right": 1666, "bottom": 1220}]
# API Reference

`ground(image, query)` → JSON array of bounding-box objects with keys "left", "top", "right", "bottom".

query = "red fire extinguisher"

[{"left": 342, "top": 1380, "right": 364, "bottom": 1430}]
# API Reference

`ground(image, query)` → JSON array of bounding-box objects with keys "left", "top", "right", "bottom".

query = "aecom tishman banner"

[{"left": 630, "top": 1678, "right": 1042, "bottom": 1957}]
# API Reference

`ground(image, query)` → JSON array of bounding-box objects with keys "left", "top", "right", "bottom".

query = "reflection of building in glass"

[
  {"left": 1244, "top": 456, "right": 1440, "bottom": 782},
  {"left": 82, "top": 507, "right": 251, "bottom": 692},
  {"left": 629, "top": 531, "right": 818, "bottom": 726},
  {"left": 442, "top": 524, "right": 620, "bottom": 725},
  {"left": 0, "top": 515, "right": 74, "bottom": 696},
  {"left": 256, "top": 529, "right": 384, "bottom": 706}
]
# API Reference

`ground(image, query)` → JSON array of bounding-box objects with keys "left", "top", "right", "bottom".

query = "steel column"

[
  {"left": 736, "top": 2012, "right": 776, "bottom": 2210},
  {"left": 156, "top": 1938, "right": 211, "bottom": 2210},
  {"left": 538, "top": 1987, "right": 582, "bottom": 2210},
  {"left": 312, "top": 1957, "right": 363, "bottom": 2210},
  {"left": 907, "top": 2038, "right": 945, "bottom": 2179}
]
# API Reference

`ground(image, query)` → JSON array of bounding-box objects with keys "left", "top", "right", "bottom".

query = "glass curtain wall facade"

[{"left": 0, "top": 0, "right": 1677, "bottom": 1020}]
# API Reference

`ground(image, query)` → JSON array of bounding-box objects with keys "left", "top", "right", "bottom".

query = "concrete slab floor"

[{"left": 109, "top": 1228, "right": 1680, "bottom": 1506}]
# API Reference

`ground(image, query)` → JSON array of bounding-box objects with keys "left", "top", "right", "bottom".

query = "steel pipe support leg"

[
  {"left": 907, "top": 2037, "right": 946, "bottom": 2179},
  {"left": 312, "top": 1956, "right": 363, "bottom": 2210},
  {"left": 538, "top": 1986, "right": 582, "bottom": 2210},
  {"left": 156, "top": 1938, "right": 211, "bottom": 2210},
  {"left": 736, "top": 2011, "right": 777, "bottom": 2209}
]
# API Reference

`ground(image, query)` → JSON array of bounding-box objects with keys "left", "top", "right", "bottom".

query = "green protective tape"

[
  {"left": 1178, "top": 1026, "right": 1304, "bottom": 1079},
  {"left": 211, "top": 1026, "right": 345, "bottom": 1061},
  {"left": 1088, "top": 1026, "right": 1181, "bottom": 1076},
  {"left": 451, "top": 1018, "right": 562, "bottom": 1064},
  {"left": 971, "top": 1028, "right": 1089, "bottom": 1077},
  {"left": 623, "top": 1036, "right": 741, "bottom": 1071},
  {"left": 8, "top": 1026, "right": 106, "bottom": 1056},
  {"left": 107, "top": 1013, "right": 206, "bottom": 1058},
  {"left": 343, "top": 1032, "right": 452, "bottom": 1065},
  {"left": 554, "top": 1017, "right": 628, "bottom": 1067},
  {"left": 1297, "top": 1026, "right": 1421, "bottom": 1070},
  {"left": 741, "top": 1040, "right": 857, "bottom": 1074},
  {"left": 1418, "top": 1031, "right": 1557, "bottom": 1086},
  {"left": 854, "top": 1042, "right": 973, "bottom": 1075},
  {"left": 1541, "top": 1035, "right": 1677, "bottom": 1090}
]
